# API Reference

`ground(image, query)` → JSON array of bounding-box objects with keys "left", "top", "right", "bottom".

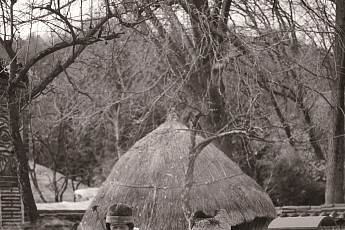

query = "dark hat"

[{"left": 106, "top": 203, "right": 134, "bottom": 225}]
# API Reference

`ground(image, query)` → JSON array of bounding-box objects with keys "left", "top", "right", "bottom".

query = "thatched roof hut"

[{"left": 78, "top": 118, "right": 276, "bottom": 230}]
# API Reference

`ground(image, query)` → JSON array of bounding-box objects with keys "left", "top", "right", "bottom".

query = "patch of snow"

[
  {"left": 36, "top": 200, "right": 92, "bottom": 211},
  {"left": 74, "top": 187, "right": 99, "bottom": 201}
]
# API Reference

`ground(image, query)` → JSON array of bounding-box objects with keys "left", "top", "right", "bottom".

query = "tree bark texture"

[{"left": 325, "top": 0, "right": 345, "bottom": 204}]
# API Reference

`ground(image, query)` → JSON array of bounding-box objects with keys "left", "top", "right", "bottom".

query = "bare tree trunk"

[
  {"left": 1, "top": 1, "right": 40, "bottom": 219},
  {"left": 325, "top": 0, "right": 345, "bottom": 204},
  {"left": 8, "top": 60, "right": 39, "bottom": 222},
  {"left": 29, "top": 165, "right": 47, "bottom": 203}
]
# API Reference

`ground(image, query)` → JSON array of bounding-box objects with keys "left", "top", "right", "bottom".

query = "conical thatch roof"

[{"left": 79, "top": 119, "right": 276, "bottom": 230}]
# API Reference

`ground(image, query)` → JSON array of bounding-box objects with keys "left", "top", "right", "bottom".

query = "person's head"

[{"left": 105, "top": 203, "right": 135, "bottom": 230}]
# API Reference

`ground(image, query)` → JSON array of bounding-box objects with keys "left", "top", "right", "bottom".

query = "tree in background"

[
  {"left": 0, "top": 0, "right": 141, "bottom": 223},
  {"left": 108, "top": 0, "right": 333, "bottom": 204},
  {"left": 116, "top": 0, "right": 345, "bottom": 208},
  {"left": 30, "top": 32, "right": 168, "bottom": 186}
]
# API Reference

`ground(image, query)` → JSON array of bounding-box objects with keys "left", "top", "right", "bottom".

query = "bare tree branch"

[
  {"left": 14, "top": 27, "right": 124, "bottom": 86},
  {"left": 63, "top": 67, "right": 94, "bottom": 101},
  {"left": 34, "top": 5, "right": 77, "bottom": 42},
  {"left": 182, "top": 128, "right": 247, "bottom": 224},
  {"left": 19, "top": 0, "right": 78, "bottom": 24}
]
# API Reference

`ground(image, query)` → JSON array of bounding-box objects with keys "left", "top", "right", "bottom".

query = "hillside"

[{"left": 29, "top": 161, "right": 89, "bottom": 203}]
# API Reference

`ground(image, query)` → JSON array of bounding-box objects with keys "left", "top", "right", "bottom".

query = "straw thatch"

[{"left": 78, "top": 118, "right": 276, "bottom": 230}]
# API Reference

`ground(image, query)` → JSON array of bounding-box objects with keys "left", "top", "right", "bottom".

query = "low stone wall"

[
  {"left": 38, "top": 209, "right": 84, "bottom": 223},
  {"left": 276, "top": 204, "right": 345, "bottom": 219}
]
